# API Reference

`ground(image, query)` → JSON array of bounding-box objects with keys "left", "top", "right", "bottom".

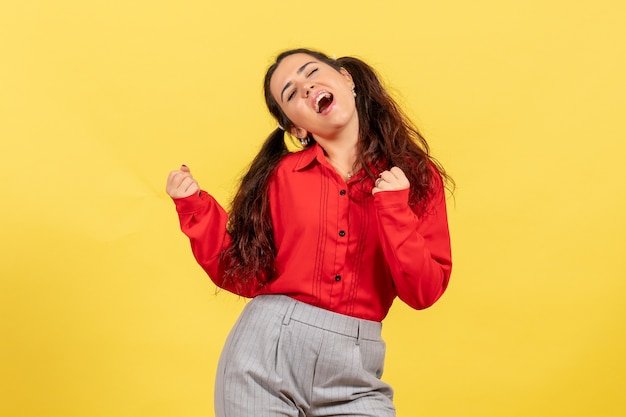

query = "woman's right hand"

[{"left": 166, "top": 165, "right": 200, "bottom": 199}]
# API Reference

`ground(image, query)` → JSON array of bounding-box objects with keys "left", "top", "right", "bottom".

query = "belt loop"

[
  {"left": 356, "top": 322, "right": 361, "bottom": 345},
  {"left": 282, "top": 299, "right": 297, "bottom": 325}
]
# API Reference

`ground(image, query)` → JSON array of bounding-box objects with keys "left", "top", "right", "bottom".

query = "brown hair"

[{"left": 220, "top": 48, "right": 453, "bottom": 292}]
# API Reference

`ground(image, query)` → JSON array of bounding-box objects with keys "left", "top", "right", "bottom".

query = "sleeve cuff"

[
  {"left": 373, "top": 188, "right": 410, "bottom": 209},
  {"left": 173, "top": 190, "right": 209, "bottom": 214}
]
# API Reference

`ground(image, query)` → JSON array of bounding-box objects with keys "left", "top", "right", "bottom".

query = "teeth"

[{"left": 315, "top": 92, "right": 332, "bottom": 113}]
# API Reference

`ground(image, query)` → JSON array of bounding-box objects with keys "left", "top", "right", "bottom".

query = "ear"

[
  {"left": 290, "top": 126, "right": 308, "bottom": 139},
  {"left": 339, "top": 67, "right": 354, "bottom": 88}
]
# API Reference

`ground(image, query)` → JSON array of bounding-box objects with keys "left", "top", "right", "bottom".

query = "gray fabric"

[{"left": 215, "top": 295, "right": 396, "bottom": 417}]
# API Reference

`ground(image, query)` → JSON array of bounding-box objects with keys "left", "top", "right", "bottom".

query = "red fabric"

[{"left": 173, "top": 144, "right": 452, "bottom": 321}]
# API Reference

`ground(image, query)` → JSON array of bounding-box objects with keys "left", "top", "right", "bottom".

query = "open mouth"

[{"left": 315, "top": 92, "right": 334, "bottom": 113}]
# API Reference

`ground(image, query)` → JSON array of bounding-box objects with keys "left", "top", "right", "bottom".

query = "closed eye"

[{"left": 286, "top": 68, "right": 318, "bottom": 101}]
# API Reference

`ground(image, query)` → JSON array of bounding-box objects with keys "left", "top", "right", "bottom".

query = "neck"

[
  {"left": 324, "top": 146, "right": 356, "bottom": 167},
  {"left": 312, "top": 109, "right": 359, "bottom": 152},
  {"left": 322, "top": 141, "right": 358, "bottom": 181},
  {"left": 311, "top": 110, "right": 360, "bottom": 179}
]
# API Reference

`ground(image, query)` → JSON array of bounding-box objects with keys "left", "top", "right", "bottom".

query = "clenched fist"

[
  {"left": 372, "top": 166, "right": 410, "bottom": 194},
  {"left": 166, "top": 165, "right": 200, "bottom": 199}
]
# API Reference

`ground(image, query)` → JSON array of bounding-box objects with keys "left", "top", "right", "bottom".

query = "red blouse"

[{"left": 173, "top": 144, "right": 452, "bottom": 322}]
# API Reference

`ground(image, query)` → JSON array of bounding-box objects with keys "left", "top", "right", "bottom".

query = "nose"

[{"left": 302, "top": 83, "right": 315, "bottom": 98}]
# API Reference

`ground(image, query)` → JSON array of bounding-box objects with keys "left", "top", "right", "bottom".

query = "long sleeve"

[
  {"left": 373, "top": 173, "right": 452, "bottom": 310},
  {"left": 173, "top": 191, "right": 251, "bottom": 295},
  {"left": 171, "top": 145, "right": 453, "bottom": 320}
]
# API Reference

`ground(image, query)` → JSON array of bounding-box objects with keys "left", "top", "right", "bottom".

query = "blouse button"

[
  {"left": 335, "top": 275, "right": 342, "bottom": 281},
  {"left": 339, "top": 189, "right": 347, "bottom": 196},
  {"left": 338, "top": 230, "right": 346, "bottom": 237}
]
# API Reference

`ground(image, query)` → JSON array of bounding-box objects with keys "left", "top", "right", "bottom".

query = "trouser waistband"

[{"left": 251, "top": 295, "right": 382, "bottom": 344}]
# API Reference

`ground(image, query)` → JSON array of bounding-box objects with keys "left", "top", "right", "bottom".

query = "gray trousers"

[{"left": 214, "top": 295, "right": 396, "bottom": 417}]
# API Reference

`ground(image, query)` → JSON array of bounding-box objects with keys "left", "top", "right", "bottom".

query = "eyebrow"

[{"left": 280, "top": 61, "right": 316, "bottom": 102}]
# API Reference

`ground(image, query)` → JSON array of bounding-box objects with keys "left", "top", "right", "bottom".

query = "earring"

[
  {"left": 352, "top": 87, "right": 356, "bottom": 98},
  {"left": 300, "top": 137, "right": 310, "bottom": 146}
]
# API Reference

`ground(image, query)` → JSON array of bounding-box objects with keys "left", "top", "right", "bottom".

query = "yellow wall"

[{"left": 1, "top": 1, "right": 624, "bottom": 416}]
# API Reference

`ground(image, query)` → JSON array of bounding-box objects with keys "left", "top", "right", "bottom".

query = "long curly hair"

[{"left": 219, "top": 48, "right": 453, "bottom": 292}]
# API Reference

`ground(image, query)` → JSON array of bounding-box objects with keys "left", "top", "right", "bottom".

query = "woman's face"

[{"left": 269, "top": 53, "right": 358, "bottom": 140}]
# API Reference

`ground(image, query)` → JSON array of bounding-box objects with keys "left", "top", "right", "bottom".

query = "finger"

[
  {"left": 372, "top": 181, "right": 389, "bottom": 194},
  {"left": 168, "top": 168, "right": 192, "bottom": 181},
  {"left": 379, "top": 167, "right": 405, "bottom": 183},
  {"left": 382, "top": 167, "right": 410, "bottom": 189},
  {"left": 379, "top": 170, "right": 395, "bottom": 183},
  {"left": 180, "top": 164, "right": 190, "bottom": 173},
  {"left": 389, "top": 166, "right": 407, "bottom": 181},
  {"left": 179, "top": 177, "right": 198, "bottom": 194},
  {"left": 167, "top": 171, "right": 187, "bottom": 188},
  {"left": 186, "top": 182, "right": 200, "bottom": 195},
  {"left": 167, "top": 171, "right": 194, "bottom": 196},
  {"left": 167, "top": 169, "right": 182, "bottom": 182},
  {"left": 372, "top": 176, "right": 387, "bottom": 195},
  {"left": 373, "top": 169, "right": 409, "bottom": 192}
]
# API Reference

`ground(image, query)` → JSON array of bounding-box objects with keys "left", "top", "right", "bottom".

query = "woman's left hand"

[{"left": 372, "top": 166, "right": 410, "bottom": 194}]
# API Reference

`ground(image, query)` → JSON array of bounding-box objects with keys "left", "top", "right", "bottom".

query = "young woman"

[{"left": 166, "top": 48, "right": 453, "bottom": 417}]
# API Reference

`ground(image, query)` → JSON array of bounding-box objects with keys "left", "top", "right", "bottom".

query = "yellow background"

[{"left": 1, "top": 0, "right": 624, "bottom": 416}]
